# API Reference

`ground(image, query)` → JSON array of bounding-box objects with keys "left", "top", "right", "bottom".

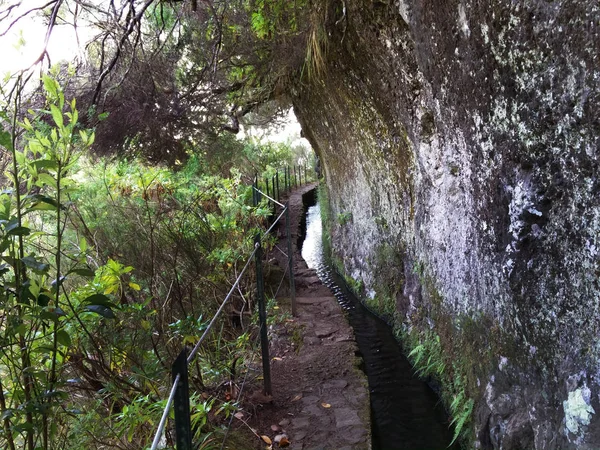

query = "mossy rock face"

[{"left": 291, "top": 0, "right": 600, "bottom": 448}]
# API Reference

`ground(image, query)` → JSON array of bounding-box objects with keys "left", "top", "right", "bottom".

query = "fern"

[
  {"left": 449, "top": 398, "right": 474, "bottom": 446},
  {"left": 408, "top": 344, "right": 425, "bottom": 365}
]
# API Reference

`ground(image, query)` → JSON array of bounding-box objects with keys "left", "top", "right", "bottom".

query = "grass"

[{"left": 404, "top": 325, "right": 476, "bottom": 447}]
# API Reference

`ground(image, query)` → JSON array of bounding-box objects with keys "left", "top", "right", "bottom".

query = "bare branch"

[
  {"left": 29, "top": 0, "right": 63, "bottom": 67},
  {"left": 0, "top": 0, "right": 58, "bottom": 37},
  {"left": 0, "top": 1, "right": 22, "bottom": 22},
  {"left": 91, "top": 0, "right": 155, "bottom": 105}
]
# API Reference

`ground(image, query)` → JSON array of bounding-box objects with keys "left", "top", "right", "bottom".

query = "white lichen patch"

[
  {"left": 498, "top": 356, "right": 508, "bottom": 371},
  {"left": 458, "top": 3, "right": 470, "bottom": 38},
  {"left": 563, "top": 385, "right": 595, "bottom": 443}
]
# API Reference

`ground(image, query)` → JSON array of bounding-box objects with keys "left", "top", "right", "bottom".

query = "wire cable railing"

[{"left": 148, "top": 164, "right": 314, "bottom": 450}]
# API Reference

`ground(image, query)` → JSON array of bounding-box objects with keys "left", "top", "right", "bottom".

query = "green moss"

[
  {"left": 317, "top": 182, "right": 333, "bottom": 259},
  {"left": 343, "top": 273, "right": 364, "bottom": 294},
  {"left": 337, "top": 211, "right": 352, "bottom": 225},
  {"left": 361, "top": 262, "right": 514, "bottom": 448},
  {"left": 374, "top": 215, "right": 388, "bottom": 229}
]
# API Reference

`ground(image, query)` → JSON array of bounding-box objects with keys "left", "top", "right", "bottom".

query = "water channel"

[{"left": 299, "top": 193, "right": 458, "bottom": 450}]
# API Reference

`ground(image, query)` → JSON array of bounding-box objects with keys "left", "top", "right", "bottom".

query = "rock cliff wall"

[{"left": 291, "top": 1, "right": 600, "bottom": 448}]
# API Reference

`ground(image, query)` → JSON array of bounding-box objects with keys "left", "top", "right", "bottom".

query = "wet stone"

[
  {"left": 340, "top": 427, "right": 367, "bottom": 445},
  {"left": 315, "top": 327, "right": 338, "bottom": 338},
  {"left": 304, "top": 336, "right": 321, "bottom": 345},
  {"left": 334, "top": 408, "right": 363, "bottom": 429},
  {"left": 300, "top": 395, "right": 320, "bottom": 405},
  {"left": 301, "top": 404, "right": 324, "bottom": 417},
  {"left": 291, "top": 417, "right": 310, "bottom": 429},
  {"left": 323, "top": 379, "right": 348, "bottom": 390}
]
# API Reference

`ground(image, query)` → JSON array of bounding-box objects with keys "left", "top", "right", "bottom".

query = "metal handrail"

[
  {"left": 187, "top": 245, "right": 258, "bottom": 364},
  {"left": 150, "top": 373, "right": 181, "bottom": 450},
  {"left": 148, "top": 166, "right": 308, "bottom": 449}
]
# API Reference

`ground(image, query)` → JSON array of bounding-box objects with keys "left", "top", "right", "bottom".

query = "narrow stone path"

[{"left": 264, "top": 183, "right": 371, "bottom": 450}]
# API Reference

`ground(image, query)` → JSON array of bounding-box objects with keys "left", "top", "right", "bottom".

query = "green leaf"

[
  {"left": 79, "top": 237, "right": 87, "bottom": 253},
  {"left": 32, "top": 159, "right": 59, "bottom": 171},
  {"left": 7, "top": 226, "right": 30, "bottom": 236},
  {"left": 21, "top": 256, "right": 50, "bottom": 273},
  {"left": 70, "top": 268, "right": 95, "bottom": 277},
  {"left": 56, "top": 329, "right": 71, "bottom": 347},
  {"left": 37, "top": 173, "right": 57, "bottom": 188},
  {"left": 5, "top": 218, "right": 21, "bottom": 233},
  {"left": 83, "top": 293, "right": 115, "bottom": 307},
  {"left": 1, "top": 409, "right": 14, "bottom": 421},
  {"left": 28, "top": 202, "right": 57, "bottom": 212},
  {"left": 37, "top": 294, "right": 52, "bottom": 307},
  {"left": 39, "top": 306, "right": 66, "bottom": 321},
  {"left": 27, "top": 194, "right": 59, "bottom": 208},
  {"left": 42, "top": 75, "right": 58, "bottom": 97},
  {"left": 18, "top": 281, "right": 34, "bottom": 305},
  {"left": 84, "top": 304, "right": 116, "bottom": 319},
  {"left": 41, "top": 389, "right": 68, "bottom": 400},
  {"left": 79, "top": 130, "right": 88, "bottom": 145},
  {"left": 0, "top": 130, "right": 12, "bottom": 150}
]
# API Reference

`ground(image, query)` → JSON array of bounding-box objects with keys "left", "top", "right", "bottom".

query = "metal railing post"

[
  {"left": 264, "top": 177, "right": 270, "bottom": 207},
  {"left": 285, "top": 204, "right": 297, "bottom": 317},
  {"left": 254, "top": 235, "right": 272, "bottom": 395},
  {"left": 271, "top": 176, "right": 275, "bottom": 205},
  {"left": 172, "top": 349, "right": 192, "bottom": 450},
  {"left": 252, "top": 178, "right": 257, "bottom": 206}
]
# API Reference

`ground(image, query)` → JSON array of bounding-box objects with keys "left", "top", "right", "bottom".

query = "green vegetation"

[
  {"left": 336, "top": 211, "right": 352, "bottom": 225},
  {"left": 0, "top": 74, "right": 305, "bottom": 449},
  {"left": 0, "top": 0, "right": 324, "bottom": 447},
  {"left": 404, "top": 326, "right": 475, "bottom": 446},
  {"left": 323, "top": 241, "right": 482, "bottom": 447},
  {"left": 317, "top": 183, "right": 333, "bottom": 261}
]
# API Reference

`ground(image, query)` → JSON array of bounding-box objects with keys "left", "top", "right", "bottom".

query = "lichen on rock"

[
  {"left": 290, "top": 0, "right": 600, "bottom": 448},
  {"left": 563, "top": 383, "right": 596, "bottom": 444}
]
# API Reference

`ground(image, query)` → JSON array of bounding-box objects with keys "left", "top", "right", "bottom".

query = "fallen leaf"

[
  {"left": 234, "top": 412, "right": 244, "bottom": 420},
  {"left": 279, "top": 436, "right": 291, "bottom": 447},
  {"left": 272, "top": 357, "right": 283, "bottom": 361},
  {"left": 291, "top": 394, "right": 302, "bottom": 402},
  {"left": 321, "top": 403, "right": 331, "bottom": 408},
  {"left": 261, "top": 435, "right": 272, "bottom": 445},
  {"left": 274, "top": 434, "right": 287, "bottom": 443}
]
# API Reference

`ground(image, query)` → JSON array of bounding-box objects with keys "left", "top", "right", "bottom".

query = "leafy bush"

[{"left": 0, "top": 75, "right": 293, "bottom": 449}]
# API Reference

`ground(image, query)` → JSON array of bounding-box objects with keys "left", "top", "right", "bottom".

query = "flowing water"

[{"left": 300, "top": 197, "right": 458, "bottom": 450}]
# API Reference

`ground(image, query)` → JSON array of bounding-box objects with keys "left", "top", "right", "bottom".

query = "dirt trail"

[{"left": 250, "top": 183, "right": 371, "bottom": 450}]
